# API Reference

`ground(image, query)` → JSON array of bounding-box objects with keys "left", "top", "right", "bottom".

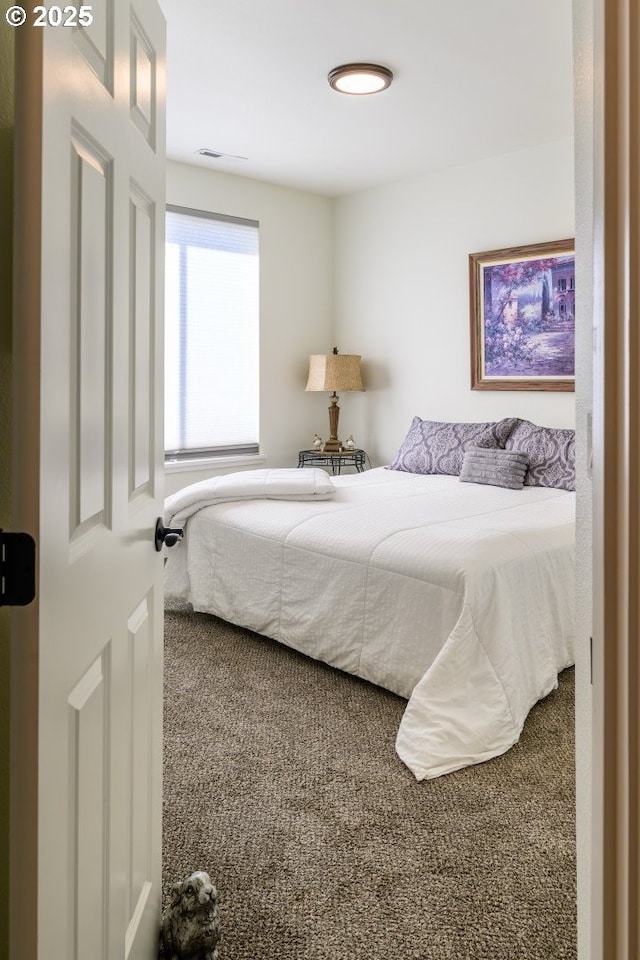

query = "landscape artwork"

[{"left": 469, "top": 239, "right": 575, "bottom": 391}]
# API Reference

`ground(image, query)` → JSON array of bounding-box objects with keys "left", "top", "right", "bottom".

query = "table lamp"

[{"left": 305, "top": 347, "right": 364, "bottom": 452}]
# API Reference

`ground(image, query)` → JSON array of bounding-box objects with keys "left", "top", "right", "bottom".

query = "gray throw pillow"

[
  {"left": 505, "top": 419, "right": 575, "bottom": 491},
  {"left": 459, "top": 446, "right": 529, "bottom": 490},
  {"left": 388, "top": 417, "right": 518, "bottom": 477}
]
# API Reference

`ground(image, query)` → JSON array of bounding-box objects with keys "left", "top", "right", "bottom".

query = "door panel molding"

[
  {"left": 69, "top": 128, "right": 112, "bottom": 539},
  {"left": 130, "top": 11, "right": 157, "bottom": 149},
  {"left": 72, "top": 0, "right": 115, "bottom": 93},
  {"left": 128, "top": 184, "right": 155, "bottom": 501},
  {"left": 67, "top": 650, "right": 110, "bottom": 960}
]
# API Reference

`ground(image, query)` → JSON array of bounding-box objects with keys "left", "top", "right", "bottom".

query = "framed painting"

[{"left": 469, "top": 238, "right": 575, "bottom": 391}]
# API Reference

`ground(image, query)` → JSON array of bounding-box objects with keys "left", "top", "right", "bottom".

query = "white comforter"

[
  {"left": 165, "top": 467, "right": 335, "bottom": 527},
  {"left": 165, "top": 467, "right": 575, "bottom": 780}
]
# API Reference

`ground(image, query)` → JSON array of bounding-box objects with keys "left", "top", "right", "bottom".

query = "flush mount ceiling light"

[{"left": 328, "top": 62, "right": 393, "bottom": 95}]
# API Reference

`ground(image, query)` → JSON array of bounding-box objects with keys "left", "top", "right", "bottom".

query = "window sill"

[{"left": 164, "top": 453, "right": 267, "bottom": 474}]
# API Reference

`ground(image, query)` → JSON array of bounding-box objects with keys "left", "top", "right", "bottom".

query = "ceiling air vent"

[{"left": 196, "top": 148, "right": 248, "bottom": 161}]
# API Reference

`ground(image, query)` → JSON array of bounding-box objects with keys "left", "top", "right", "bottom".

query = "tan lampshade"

[{"left": 305, "top": 353, "right": 364, "bottom": 393}]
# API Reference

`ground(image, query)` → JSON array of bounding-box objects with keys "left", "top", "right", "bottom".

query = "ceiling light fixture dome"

[{"left": 328, "top": 62, "right": 393, "bottom": 95}]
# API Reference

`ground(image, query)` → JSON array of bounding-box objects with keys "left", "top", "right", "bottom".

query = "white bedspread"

[
  {"left": 165, "top": 467, "right": 575, "bottom": 780},
  {"left": 165, "top": 467, "right": 335, "bottom": 527}
]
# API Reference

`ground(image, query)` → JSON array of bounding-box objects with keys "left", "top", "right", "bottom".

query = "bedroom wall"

[
  {"left": 333, "top": 137, "right": 576, "bottom": 465},
  {"left": 165, "top": 161, "right": 334, "bottom": 495}
]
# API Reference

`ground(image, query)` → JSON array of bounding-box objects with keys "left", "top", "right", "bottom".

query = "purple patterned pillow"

[
  {"left": 505, "top": 419, "right": 575, "bottom": 491},
  {"left": 388, "top": 417, "right": 519, "bottom": 477}
]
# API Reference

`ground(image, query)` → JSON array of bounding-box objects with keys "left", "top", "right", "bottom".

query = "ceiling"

[{"left": 159, "top": 0, "right": 574, "bottom": 198}]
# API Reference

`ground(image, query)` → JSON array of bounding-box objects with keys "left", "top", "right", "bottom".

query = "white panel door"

[{"left": 11, "top": 3, "right": 166, "bottom": 958}]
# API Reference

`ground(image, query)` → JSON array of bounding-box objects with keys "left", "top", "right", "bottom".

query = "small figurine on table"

[
  {"left": 313, "top": 433, "right": 323, "bottom": 450},
  {"left": 344, "top": 435, "right": 355, "bottom": 450}
]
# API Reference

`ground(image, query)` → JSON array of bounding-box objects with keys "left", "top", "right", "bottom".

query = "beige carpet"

[{"left": 162, "top": 605, "right": 576, "bottom": 960}]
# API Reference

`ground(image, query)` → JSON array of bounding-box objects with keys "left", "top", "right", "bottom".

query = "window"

[{"left": 165, "top": 205, "right": 259, "bottom": 461}]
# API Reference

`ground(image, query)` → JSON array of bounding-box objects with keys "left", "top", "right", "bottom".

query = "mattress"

[{"left": 165, "top": 467, "right": 575, "bottom": 779}]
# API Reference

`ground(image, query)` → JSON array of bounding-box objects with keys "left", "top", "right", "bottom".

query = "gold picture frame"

[{"left": 469, "top": 238, "right": 575, "bottom": 391}]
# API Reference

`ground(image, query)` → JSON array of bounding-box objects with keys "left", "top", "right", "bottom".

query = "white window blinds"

[{"left": 165, "top": 206, "right": 259, "bottom": 459}]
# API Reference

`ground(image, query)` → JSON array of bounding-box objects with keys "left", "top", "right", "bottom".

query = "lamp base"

[
  {"left": 323, "top": 392, "right": 343, "bottom": 452},
  {"left": 322, "top": 440, "right": 343, "bottom": 453}
]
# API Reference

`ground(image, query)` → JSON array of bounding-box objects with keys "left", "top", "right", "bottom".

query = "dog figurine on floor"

[{"left": 160, "top": 870, "right": 220, "bottom": 960}]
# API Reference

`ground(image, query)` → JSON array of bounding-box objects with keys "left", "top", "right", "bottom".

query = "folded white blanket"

[{"left": 165, "top": 467, "right": 335, "bottom": 528}]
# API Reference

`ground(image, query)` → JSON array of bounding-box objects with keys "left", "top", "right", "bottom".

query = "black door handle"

[{"left": 155, "top": 518, "right": 184, "bottom": 551}]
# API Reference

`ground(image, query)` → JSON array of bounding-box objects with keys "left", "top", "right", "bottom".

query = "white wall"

[
  {"left": 167, "top": 139, "right": 577, "bottom": 484},
  {"left": 334, "top": 138, "right": 576, "bottom": 465},
  {"left": 165, "top": 161, "right": 334, "bottom": 494}
]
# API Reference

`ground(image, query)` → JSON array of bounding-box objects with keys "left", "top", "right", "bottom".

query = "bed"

[{"left": 164, "top": 418, "right": 575, "bottom": 781}]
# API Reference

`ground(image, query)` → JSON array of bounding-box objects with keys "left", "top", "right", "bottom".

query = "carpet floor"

[{"left": 162, "top": 605, "right": 576, "bottom": 960}]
